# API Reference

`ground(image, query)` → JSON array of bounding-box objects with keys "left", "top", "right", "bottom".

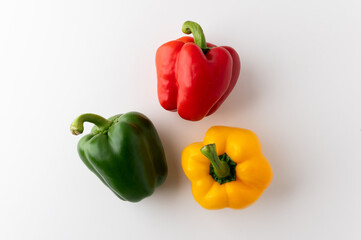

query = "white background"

[{"left": 1, "top": 0, "right": 360, "bottom": 239}]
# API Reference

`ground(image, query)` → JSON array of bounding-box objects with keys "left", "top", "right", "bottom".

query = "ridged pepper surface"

[
  {"left": 182, "top": 126, "right": 272, "bottom": 209},
  {"left": 70, "top": 112, "right": 167, "bottom": 202},
  {"left": 156, "top": 21, "right": 241, "bottom": 121}
]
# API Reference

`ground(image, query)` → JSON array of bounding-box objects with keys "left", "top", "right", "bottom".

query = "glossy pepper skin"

[
  {"left": 156, "top": 21, "right": 241, "bottom": 121},
  {"left": 181, "top": 126, "right": 272, "bottom": 209},
  {"left": 70, "top": 112, "right": 167, "bottom": 202}
]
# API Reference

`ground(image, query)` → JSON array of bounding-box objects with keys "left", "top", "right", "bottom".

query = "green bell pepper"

[{"left": 70, "top": 112, "right": 168, "bottom": 202}]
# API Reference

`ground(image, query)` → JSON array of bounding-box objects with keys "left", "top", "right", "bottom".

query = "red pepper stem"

[
  {"left": 182, "top": 21, "right": 209, "bottom": 53},
  {"left": 200, "top": 144, "right": 231, "bottom": 178},
  {"left": 70, "top": 113, "right": 112, "bottom": 135}
]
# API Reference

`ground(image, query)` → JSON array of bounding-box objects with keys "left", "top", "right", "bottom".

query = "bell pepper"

[
  {"left": 70, "top": 112, "right": 168, "bottom": 202},
  {"left": 181, "top": 126, "right": 272, "bottom": 209},
  {"left": 156, "top": 21, "right": 241, "bottom": 121}
]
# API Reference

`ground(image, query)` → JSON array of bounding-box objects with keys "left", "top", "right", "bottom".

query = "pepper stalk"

[
  {"left": 182, "top": 20, "right": 212, "bottom": 54},
  {"left": 200, "top": 143, "right": 231, "bottom": 178},
  {"left": 70, "top": 113, "right": 112, "bottom": 135}
]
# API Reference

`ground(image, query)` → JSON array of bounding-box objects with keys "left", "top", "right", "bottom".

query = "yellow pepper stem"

[{"left": 200, "top": 144, "right": 230, "bottom": 179}]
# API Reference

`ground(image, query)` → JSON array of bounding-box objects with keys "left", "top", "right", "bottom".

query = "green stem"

[
  {"left": 200, "top": 144, "right": 230, "bottom": 178},
  {"left": 182, "top": 21, "right": 209, "bottom": 53},
  {"left": 70, "top": 113, "right": 112, "bottom": 135}
]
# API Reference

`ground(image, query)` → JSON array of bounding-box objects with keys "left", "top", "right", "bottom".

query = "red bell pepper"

[{"left": 156, "top": 21, "right": 241, "bottom": 121}]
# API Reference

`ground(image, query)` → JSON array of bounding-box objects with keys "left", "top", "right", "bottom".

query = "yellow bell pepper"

[{"left": 181, "top": 126, "right": 272, "bottom": 209}]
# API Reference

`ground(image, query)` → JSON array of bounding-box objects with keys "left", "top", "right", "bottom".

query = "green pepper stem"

[
  {"left": 182, "top": 21, "right": 209, "bottom": 53},
  {"left": 70, "top": 113, "right": 112, "bottom": 135},
  {"left": 200, "top": 144, "right": 230, "bottom": 178}
]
